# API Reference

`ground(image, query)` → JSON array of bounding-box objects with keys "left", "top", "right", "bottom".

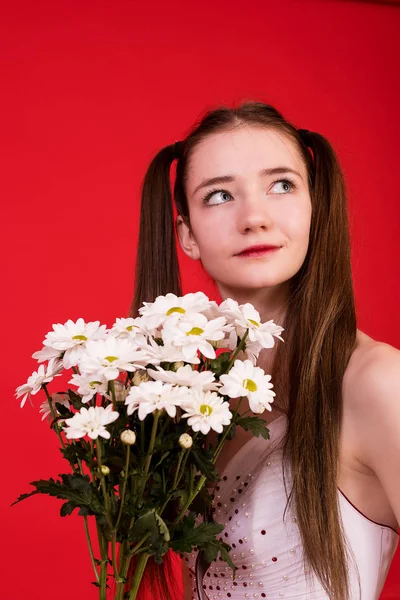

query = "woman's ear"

[{"left": 175, "top": 215, "right": 201, "bottom": 260}]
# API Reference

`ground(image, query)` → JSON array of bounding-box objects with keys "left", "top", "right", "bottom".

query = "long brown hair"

[{"left": 129, "top": 101, "right": 358, "bottom": 599}]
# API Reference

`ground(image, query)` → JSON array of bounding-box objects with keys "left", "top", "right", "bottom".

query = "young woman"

[{"left": 129, "top": 101, "right": 400, "bottom": 599}]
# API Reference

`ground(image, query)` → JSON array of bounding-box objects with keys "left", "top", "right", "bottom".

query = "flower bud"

[
  {"left": 120, "top": 429, "right": 136, "bottom": 445},
  {"left": 112, "top": 380, "right": 129, "bottom": 403},
  {"left": 100, "top": 465, "right": 110, "bottom": 475},
  {"left": 171, "top": 361, "right": 185, "bottom": 372},
  {"left": 133, "top": 370, "right": 150, "bottom": 386},
  {"left": 179, "top": 433, "right": 193, "bottom": 449}
]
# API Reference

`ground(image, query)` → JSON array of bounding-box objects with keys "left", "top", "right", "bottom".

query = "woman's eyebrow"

[{"left": 193, "top": 166, "right": 303, "bottom": 195}]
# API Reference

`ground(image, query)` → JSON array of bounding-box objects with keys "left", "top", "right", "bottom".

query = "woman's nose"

[{"left": 238, "top": 198, "right": 274, "bottom": 233}]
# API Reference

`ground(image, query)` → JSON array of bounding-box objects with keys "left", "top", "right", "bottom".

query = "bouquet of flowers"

[{"left": 12, "top": 292, "right": 284, "bottom": 600}]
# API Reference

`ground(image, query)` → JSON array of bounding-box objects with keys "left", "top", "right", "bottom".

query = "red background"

[{"left": 1, "top": 0, "right": 399, "bottom": 598}]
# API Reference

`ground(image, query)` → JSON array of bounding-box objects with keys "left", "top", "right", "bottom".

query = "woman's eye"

[
  {"left": 202, "top": 189, "right": 233, "bottom": 205},
  {"left": 271, "top": 179, "right": 296, "bottom": 194},
  {"left": 202, "top": 179, "right": 295, "bottom": 205}
]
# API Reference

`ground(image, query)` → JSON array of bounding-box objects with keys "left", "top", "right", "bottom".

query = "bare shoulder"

[
  {"left": 342, "top": 329, "right": 400, "bottom": 431},
  {"left": 341, "top": 330, "right": 400, "bottom": 529},
  {"left": 343, "top": 329, "right": 400, "bottom": 406}
]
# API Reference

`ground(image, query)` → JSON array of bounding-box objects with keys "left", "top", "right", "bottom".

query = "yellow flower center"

[
  {"left": 126, "top": 325, "right": 133, "bottom": 331},
  {"left": 105, "top": 356, "right": 119, "bottom": 363},
  {"left": 166, "top": 306, "right": 186, "bottom": 315},
  {"left": 200, "top": 404, "right": 213, "bottom": 416},
  {"left": 248, "top": 319, "right": 260, "bottom": 328},
  {"left": 90, "top": 381, "right": 103, "bottom": 387},
  {"left": 243, "top": 378, "right": 257, "bottom": 392},
  {"left": 186, "top": 327, "right": 204, "bottom": 336},
  {"left": 72, "top": 334, "right": 88, "bottom": 341}
]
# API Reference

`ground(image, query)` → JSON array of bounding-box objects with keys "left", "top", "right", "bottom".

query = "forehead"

[{"left": 187, "top": 125, "right": 306, "bottom": 196}]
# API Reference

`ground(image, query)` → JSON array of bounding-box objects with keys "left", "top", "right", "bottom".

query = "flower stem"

[
  {"left": 129, "top": 532, "right": 151, "bottom": 556},
  {"left": 114, "top": 445, "right": 131, "bottom": 530},
  {"left": 171, "top": 399, "right": 244, "bottom": 530},
  {"left": 128, "top": 552, "right": 150, "bottom": 600},
  {"left": 43, "top": 385, "right": 66, "bottom": 449},
  {"left": 109, "top": 380, "right": 117, "bottom": 410},
  {"left": 226, "top": 329, "right": 249, "bottom": 371},
  {"left": 114, "top": 540, "right": 129, "bottom": 600},
  {"left": 171, "top": 474, "right": 207, "bottom": 530},
  {"left": 172, "top": 448, "right": 185, "bottom": 490},
  {"left": 96, "top": 519, "right": 109, "bottom": 600},
  {"left": 95, "top": 439, "right": 114, "bottom": 531},
  {"left": 83, "top": 515, "right": 100, "bottom": 584},
  {"left": 175, "top": 431, "right": 199, "bottom": 488},
  {"left": 137, "top": 410, "right": 160, "bottom": 508},
  {"left": 212, "top": 397, "right": 244, "bottom": 465}
]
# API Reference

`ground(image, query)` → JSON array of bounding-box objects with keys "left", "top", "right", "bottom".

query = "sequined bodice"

[{"left": 185, "top": 414, "right": 399, "bottom": 600}]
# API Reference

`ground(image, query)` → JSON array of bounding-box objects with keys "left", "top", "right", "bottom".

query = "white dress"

[{"left": 185, "top": 414, "right": 399, "bottom": 599}]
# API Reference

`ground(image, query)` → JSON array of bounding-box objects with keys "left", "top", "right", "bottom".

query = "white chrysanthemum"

[
  {"left": 201, "top": 301, "right": 237, "bottom": 349},
  {"left": 125, "top": 379, "right": 190, "bottom": 420},
  {"left": 68, "top": 372, "right": 109, "bottom": 403},
  {"left": 32, "top": 345, "right": 62, "bottom": 363},
  {"left": 218, "top": 359, "right": 275, "bottom": 414},
  {"left": 138, "top": 292, "right": 213, "bottom": 331},
  {"left": 40, "top": 318, "right": 108, "bottom": 369},
  {"left": 181, "top": 389, "right": 232, "bottom": 434},
  {"left": 39, "top": 392, "right": 71, "bottom": 421},
  {"left": 237, "top": 339, "right": 264, "bottom": 365},
  {"left": 147, "top": 364, "right": 220, "bottom": 391},
  {"left": 200, "top": 300, "right": 223, "bottom": 321},
  {"left": 219, "top": 298, "right": 284, "bottom": 348},
  {"left": 78, "top": 337, "right": 147, "bottom": 381},
  {"left": 162, "top": 313, "right": 227, "bottom": 360},
  {"left": 108, "top": 317, "right": 148, "bottom": 345},
  {"left": 15, "top": 357, "right": 64, "bottom": 408},
  {"left": 136, "top": 336, "right": 199, "bottom": 365},
  {"left": 62, "top": 405, "right": 120, "bottom": 440}
]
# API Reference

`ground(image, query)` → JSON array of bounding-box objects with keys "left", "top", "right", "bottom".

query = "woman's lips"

[{"left": 237, "top": 247, "right": 281, "bottom": 258}]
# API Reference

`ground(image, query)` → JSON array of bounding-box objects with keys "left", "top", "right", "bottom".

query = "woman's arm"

[{"left": 346, "top": 342, "right": 400, "bottom": 529}]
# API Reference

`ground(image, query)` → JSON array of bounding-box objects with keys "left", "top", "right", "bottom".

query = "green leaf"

[
  {"left": 67, "top": 388, "right": 86, "bottom": 410},
  {"left": 60, "top": 501, "right": 76, "bottom": 516},
  {"left": 236, "top": 416, "right": 271, "bottom": 440},
  {"left": 170, "top": 517, "right": 224, "bottom": 554},
  {"left": 209, "top": 352, "right": 232, "bottom": 377},
  {"left": 54, "top": 402, "right": 73, "bottom": 417},
  {"left": 153, "top": 451, "right": 170, "bottom": 469},
  {"left": 10, "top": 473, "right": 106, "bottom": 519},
  {"left": 201, "top": 540, "right": 219, "bottom": 563},
  {"left": 130, "top": 509, "right": 170, "bottom": 544},
  {"left": 225, "top": 423, "right": 236, "bottom": 440},
  {"left": 129, "top": 509, "right": 170, "bottom": 563},
  {"left": 60, "top": 441, "right": 88, "bottom": 465},
  {"left": 190, "top": 446, "right": 218, "bottom": 481},
  {"left": 202, "top": 539, "right": 236, "bottom": 576}
]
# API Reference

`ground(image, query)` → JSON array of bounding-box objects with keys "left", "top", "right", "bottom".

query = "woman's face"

[{"left": 176, "top": 125, "right": 312, "bottom": 302}]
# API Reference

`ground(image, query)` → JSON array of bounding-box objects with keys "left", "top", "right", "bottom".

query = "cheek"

[
  {"left": 191, "top": 211, "right": 228, "bottom": 253},
  {"left": 278, "top": 202, "right": 312, "bottom": 243}
]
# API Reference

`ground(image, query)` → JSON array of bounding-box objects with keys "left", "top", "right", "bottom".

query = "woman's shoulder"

[
  {"left": 342, "top": 329, "right": 400, "bottom": 446},
  {"left": 342, "top": 328, "right": 399, "bottom": 440},
  {"left": 345, "top": 328, "right": 400, "bottom": 383},
  {"left": 342, "top": 328, "right": 400, "bottom": 411},
  {"left": 341, "top": 329, "right": 400, "bottom": 528}
]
